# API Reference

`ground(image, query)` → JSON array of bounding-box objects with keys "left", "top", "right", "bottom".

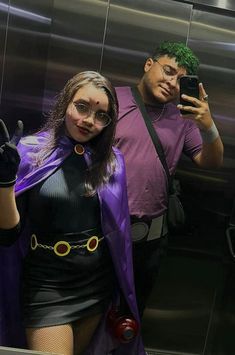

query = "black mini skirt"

[{"left": 22, "top": 231, "right": 115, "bottom": 327}]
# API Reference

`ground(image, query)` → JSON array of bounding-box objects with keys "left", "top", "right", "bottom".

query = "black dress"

[{"left": 19, "top": 147, "right": 115, "bottom": 327}]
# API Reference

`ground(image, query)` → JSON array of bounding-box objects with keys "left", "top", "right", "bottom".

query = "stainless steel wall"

[
  {"left": 177, "top": 4, "right": 235, "bottom": 215},
  {"left": 0, "top": 0, "right": 53, "bottom": 133},
  {"left": 176, "top": 0, "right": 235, "bottom": 12},
  {"left": 42, "top": 0, "right": 108, "bottom": 113},
  {"left": 0, "top": 1, "right": 9, "bottom": 104},
  {"left": 101, "top": 0, "right": 192, "bottom": 84},
  {"left": 0, "top": 0, "right": 234, "bottom": 212},
  {"left": 0, "top": 1, "right": 235, "bottom": 353}
]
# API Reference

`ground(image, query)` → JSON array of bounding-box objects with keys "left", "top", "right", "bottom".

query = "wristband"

[
  {"left": 200, "top": 122, "right": 219, "bottom": 144},
  {"left": 0, "top": 177, "right": 17, "bottom": 188}
]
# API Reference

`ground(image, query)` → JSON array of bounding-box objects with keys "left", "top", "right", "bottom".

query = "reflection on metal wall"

[
  {"left": 179, "top": 7, "right": 235, "bottom": 207},
  {"left": 42, "top": 0, "right": 108, "bottom": 113},
  {"left": 0, "top": 0, "right": 9, "bottom": 104},
  {"left": 174, "top": 0, "right": 235, "bottom": 12},
  {"left": 0, "top": 0, "right": 53, "bottom": 134},
  {"left": 101, "top": 0, "right": 192, "bottom": 84}
]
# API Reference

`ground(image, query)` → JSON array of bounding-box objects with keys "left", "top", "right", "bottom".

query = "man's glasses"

[
  {"left": 72, "top": 101, "right": 111, "bottom": 127},
  {"left": 154, "top": 59, "right": 181, "bottom": 83}
]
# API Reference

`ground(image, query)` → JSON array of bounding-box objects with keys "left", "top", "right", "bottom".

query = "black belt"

[{"left": 30, "top": 229, "right": 103, "bottom": 257}]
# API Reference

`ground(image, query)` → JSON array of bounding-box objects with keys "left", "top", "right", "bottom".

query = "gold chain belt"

[{"left": 30, "top": 234, "right": 104, "bottom": 257}]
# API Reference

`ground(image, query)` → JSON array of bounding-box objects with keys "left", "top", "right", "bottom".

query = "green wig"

[{"left": 151, "top": 41, "right": 200, "bottom": 75}]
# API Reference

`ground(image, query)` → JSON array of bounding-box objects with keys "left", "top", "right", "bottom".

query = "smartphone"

[{"left": 179, "top": 75, "right": 199, "bottom": 114}]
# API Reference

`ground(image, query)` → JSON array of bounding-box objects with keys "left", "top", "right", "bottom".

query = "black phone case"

[{"left": 180, "top": 75, "right": 199, "bottom": 114}]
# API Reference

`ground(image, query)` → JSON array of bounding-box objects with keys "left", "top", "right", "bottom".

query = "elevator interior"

[{"left": 0, "top": 0, "right": 235, "bottom": 354}]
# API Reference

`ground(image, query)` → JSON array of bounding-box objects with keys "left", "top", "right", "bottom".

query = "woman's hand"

[{"left": 0, "top": 119, "right": 23, "bottom": 187}]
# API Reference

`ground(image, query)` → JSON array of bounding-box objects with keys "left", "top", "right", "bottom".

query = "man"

[{"left": 114, "top": 41, "right": 224, "bottom": 316}]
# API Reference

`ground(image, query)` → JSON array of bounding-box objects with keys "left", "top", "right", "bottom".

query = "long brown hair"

[{"left": 39, "top": 71, "right": 118, "bottom": 195}]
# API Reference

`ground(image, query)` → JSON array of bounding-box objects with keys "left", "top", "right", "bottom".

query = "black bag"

[
  {"left": 167, "top": 179, "right": 185, "bottom": 233},
  {"left": 131, "top": 87, "right": 185, "bottom": 233}
]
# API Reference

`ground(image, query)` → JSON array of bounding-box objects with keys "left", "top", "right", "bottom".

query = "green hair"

[{"left": 151, "top": 41, "right": 200, "bottom": 75}]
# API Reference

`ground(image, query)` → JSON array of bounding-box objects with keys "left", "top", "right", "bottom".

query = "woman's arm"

[{"left": 0, "top": 186, "right": 20, "bottom": 229}]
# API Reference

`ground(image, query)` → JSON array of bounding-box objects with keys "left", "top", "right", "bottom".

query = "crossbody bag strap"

[{"left": 131, "top": 86, "right": 172, "bottom": 192}]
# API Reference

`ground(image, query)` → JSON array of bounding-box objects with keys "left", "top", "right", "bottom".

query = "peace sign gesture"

[{"left": 0, "top": 119, "right": 23, "bottom": 188}]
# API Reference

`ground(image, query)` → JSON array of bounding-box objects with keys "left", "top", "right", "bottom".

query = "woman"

[{"left": 0, "top": 71, "right": 145, "bottom": 354}]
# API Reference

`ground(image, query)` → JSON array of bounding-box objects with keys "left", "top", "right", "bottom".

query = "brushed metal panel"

[
  {"left": 0, "top": 0, "right": 9, "bottom": 104},
  {"left": 173, "top": 0, "right": 235, "bottom": 12},
  {"left": 178, "top": 9, "right": 235, "bottom": 203},
  {"left": 101, "top": 0, "right": 192, "bottom": 85},
  {"left": 142, "top": 250, "right": 228, "bottom": 354},
  {"left": 0, "top": 346, "right": 59, "bottom": 354},
  {"left": 43, "top": 0, "right": 108, "bottom": 113},
  {"left": 0, "top": 0, "right": 53, "bottom": 134}
]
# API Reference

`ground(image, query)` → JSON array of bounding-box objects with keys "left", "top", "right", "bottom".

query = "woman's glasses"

[{"left": 72, "top": 101, "right": 111, "bottom": 127}]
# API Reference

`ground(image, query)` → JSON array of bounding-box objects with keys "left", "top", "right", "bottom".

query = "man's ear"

[{"left": 144, "top": 58, "right": 154, "bottom": 73}]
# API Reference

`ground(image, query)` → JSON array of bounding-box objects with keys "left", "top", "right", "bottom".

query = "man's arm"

[
  {"left": 178, "top": 83, "right": 224, "bottom": 169},
  {"left": 192, "top": 131, "right": 223, "bottom": 168}
]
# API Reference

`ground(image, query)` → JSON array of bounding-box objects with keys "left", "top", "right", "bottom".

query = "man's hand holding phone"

[
  {"left": 178, "top": 75, "right": 199, "bottom": 114},
  {"left": 177, "top": 75, "right": 213, "bottom": 131}
]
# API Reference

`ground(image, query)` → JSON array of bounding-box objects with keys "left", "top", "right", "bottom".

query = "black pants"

[{"left": 132, "top": 235, "right": 168, "bottom": 317}]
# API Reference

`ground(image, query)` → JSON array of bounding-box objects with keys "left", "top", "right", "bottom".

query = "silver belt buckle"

[
  {"left": 147, "top": 215, "right": 164, "bottom": 241},
  {"left": 131, "top": 222, "right": 149, "bottom": 242}
]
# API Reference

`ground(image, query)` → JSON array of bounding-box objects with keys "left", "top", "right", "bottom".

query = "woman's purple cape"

[{"left": 0, "top": 132, "right": 146, "bottom": 354}]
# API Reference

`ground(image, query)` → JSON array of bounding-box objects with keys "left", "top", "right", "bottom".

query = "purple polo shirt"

[{"left": 115, "top": 86, "right": 202, "bottom": 220}]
